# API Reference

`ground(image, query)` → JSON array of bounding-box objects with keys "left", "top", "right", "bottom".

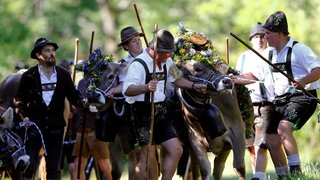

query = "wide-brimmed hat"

[
  {"left": 249, "top": 22, "right": 265, "bottom": 40},
  {"left": 262, "top": 11, "right": 289, "bottom": 35},
  {"left": 149, "top": 29, "right": 176, "bottom": 53},
  {"left": 117, "top": 27, "right": 143, "bottom": 47},
  {"left": 30, "top": 38, "right": 59, "bottom": 59}
]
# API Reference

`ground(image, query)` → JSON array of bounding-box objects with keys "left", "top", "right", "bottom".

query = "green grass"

[{"left": 3, "top": 150, "right": 316, "bottom": 180}]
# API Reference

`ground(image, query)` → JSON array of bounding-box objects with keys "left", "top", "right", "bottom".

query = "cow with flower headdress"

[
  {"left": 170, "top": 22, "right": 250, "bottom": 180},
  {"left": 75, "top": 48, "right": 133, "bottom": 178}
]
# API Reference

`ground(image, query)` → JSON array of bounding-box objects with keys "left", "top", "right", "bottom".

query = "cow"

[
  {"left": 0, "top": 107, "right": 30, "bottom": 180},
  {"left": 78, "top": 60, "right": 139, "bottom": 179},
  {"left": 170, "top": 22, "right": 247, "bottom": 179},
  {"left": 171, "top": 59, "right": 246, "bottom": 180}
]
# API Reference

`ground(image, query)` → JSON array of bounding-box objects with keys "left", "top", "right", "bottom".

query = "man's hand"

[
  {"left": 292, "top": 79, "right": 305, "bottom": 90},
  {"left": 106, "top": 87, "right": 115, "bottom": 98},
  {"left": 22, "top": 117, "right": 31, "bottom": 127},
  {"left": 89, "top": 105, "right": 98, "bottom": 112},
  {"left": 192, "top": 82, "right": 207, "bottom": 94},
  {"left": 147, "top": 80, "right": 158, "bottom": 92}
]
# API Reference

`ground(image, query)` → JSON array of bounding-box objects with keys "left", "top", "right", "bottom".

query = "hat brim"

[
  {"left": 148, "top": 39, "right": 177, "bottom": 53},
  {"left": 30, "top": 42, "right": 58, "bottom": 59},
  {"left": 117, "top": 33, "right": 143, "bottom": 47},
  {"left": 157, "top": 47, "right": 177, "bottom": 53}
]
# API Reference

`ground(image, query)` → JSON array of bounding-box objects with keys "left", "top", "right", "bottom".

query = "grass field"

[
  {"left": 59, "top": 150, "right": 278, "bottom": 180},
  {"left": 60, "top": 146, "right": 318, "bottom": 180},
  {"left": 3, "top": 146, "right": 315, "bottom": 180}
]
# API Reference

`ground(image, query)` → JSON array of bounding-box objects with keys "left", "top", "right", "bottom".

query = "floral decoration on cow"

[
  {"left": 173, "top": 22, "right": 254, "bottom": 139},
  {"left": 75, "top": 48, "right": 114, "bottom": 103},
  {"left": 173, "top": 22, "right": 229, "bottom": 74}
]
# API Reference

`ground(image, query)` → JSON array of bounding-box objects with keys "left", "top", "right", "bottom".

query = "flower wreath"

[
  {"left": 173, "top": 22, "right": 254, "bottom": 138},
  {"left": 173, "top": 22, "right": 229, "bottom": 74},
  {"left": 75, "top": 48, "right": 115, "bottom": 102}
]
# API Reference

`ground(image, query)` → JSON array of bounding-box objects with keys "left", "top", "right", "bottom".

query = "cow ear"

[
  {"left": 1, "top": 107, "right": 13, "bottom": 128},
  {"left": 119, "top": 62, "right": 130, "bottom": 74},
  {"left": 169, "top": 64, "right": 183, "bottom": 79}
]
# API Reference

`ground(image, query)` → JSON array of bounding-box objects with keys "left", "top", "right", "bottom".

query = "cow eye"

[
  {"left": 108, "top": 75, "right": 114, "bottom": 80},
  {"left": 195, "top": 67, "right": 202, "bottom": 72},
  {"left": 2, "top": 134, "right": 7, "bottom": 142}
]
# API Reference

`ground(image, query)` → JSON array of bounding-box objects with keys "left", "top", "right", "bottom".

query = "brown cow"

[{"left": 173, "top": 59, "right": 246, "bottom": 180}]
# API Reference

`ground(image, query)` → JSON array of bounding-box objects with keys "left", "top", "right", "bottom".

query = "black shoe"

[{"left": 289, "top": 165, "right": 301, "bottom": 174}]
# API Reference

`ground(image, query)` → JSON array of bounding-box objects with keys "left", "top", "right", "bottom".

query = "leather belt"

[{"left": 77, "top": 128, "right": 94, "bottom": 132}]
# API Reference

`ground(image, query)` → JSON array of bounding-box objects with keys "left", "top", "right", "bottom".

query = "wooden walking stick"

[
  {"left": 145, "top": 24, "right": 158, "bottom": 180},
  {"left": 225, "top": 37, "right": 229, "bottom": 65},
  {"left": 66, "top": 38, "right": 79, "bottom": 143},
  {"left": 89, "top": 31, "right": 95, "bottom": 54},
  {"left": 77, "top": 31, "right": 96, "bottom": 179},
  {"left": 133, "top": 3, "right": 149, "bottom": 47},
  {"left": 66, "top": 38, "right": 79, "bottom": 140},
  {"left": 230, "top": 32, "right": 320, "bottom": 104},
  {"left": 72, "top": 38, "right": 79, "bottom": 84}
]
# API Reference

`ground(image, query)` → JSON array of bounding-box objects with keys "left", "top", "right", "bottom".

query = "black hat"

[
  {"left": 30, "top": 38, "right": 59, "bottom": 59},
  {"left": 149, "top": 29, "right": 176, "bottom": 53},
  {"left": 117, "top": 27, "right": 143, "bottom": 47},
  {"left": 249, "top": 22, "right": 265, "bottom": 40},
  {"left": 262, "top": 11, "right": 289, "bottom": 35}
]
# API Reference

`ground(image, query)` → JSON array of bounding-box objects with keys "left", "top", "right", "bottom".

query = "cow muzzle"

[{"left": 14, "top": 154, "right": 30, "bottom": 172}]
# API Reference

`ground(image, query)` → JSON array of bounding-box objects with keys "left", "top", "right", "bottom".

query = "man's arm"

[
  {"left": 293, "top": 67, "right": 320, "bottom": 90},
  {"left": 229, "top": 72, "right": 258, "bottom": 85},
  {"left": 173, "top": 77, "right": 207, "bottom": 93},
  {"left": 124, "top": 80, "right": 157, "bottom": 96}
]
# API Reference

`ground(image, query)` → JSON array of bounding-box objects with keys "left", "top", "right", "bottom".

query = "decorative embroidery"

[
  {"left": 270, "top": 14, "right": 282, "bottom": 30},
  {"left": 155, "top": 72, "right": 165, "bottom": 81},
  {"left": 41, "top": 83, "right": 56, "bottom": 91},
  {"left": 272, "top": 63, "right": 287, "bottom": 72},
  {"left": 288, "top": 109, "right": 298, "bottom": 121}
]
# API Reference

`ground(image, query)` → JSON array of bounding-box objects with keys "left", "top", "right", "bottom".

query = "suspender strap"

[
  {"left": 259, "top": 82, "right": 268, "bottom": 101},
  {"left": 268, "top": 50, "right": 275, "bottom": 82},
  {"left": 285, "top": 41, "right": 298, "bottom": 84},
  {"left": 132, "top": 58, "right": 167, "bottom": 103}
]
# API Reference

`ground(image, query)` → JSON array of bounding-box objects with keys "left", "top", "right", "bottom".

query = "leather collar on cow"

[{"left": 176, "top": 88, "right": 208, "bottom": 112}]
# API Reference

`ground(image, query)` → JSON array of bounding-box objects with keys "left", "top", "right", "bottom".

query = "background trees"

[{"left": 1, "top": 0, "right": 320, "bottom": 162}]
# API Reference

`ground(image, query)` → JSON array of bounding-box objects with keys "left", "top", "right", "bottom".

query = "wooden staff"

[
  {"left": 89, "top": 31, "right": 95, "bottom": 54},
  {"left": 77, "top": 31, "right": 96, "bottom": 179},
  {"left": 230, "top": 32, "right": 320, "bottom": 103},
  {"left": 225, "top": 37, "right": 229, "bottom": 65},
  {"left": 134, "top": 3, "right": 149, "bottom": 47},
  {"left": 145, "top": 24, "right": 158, "bottom": 179},
  {"left": 72, "top": 38, "right": 79, "bottom": 83},
  {"left": 67, "top": 38, "right": 79, "bottom": 142}
]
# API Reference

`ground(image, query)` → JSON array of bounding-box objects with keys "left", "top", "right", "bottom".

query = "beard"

[{"left": 45, "top": 57, "right": 56, "bottom": 67}]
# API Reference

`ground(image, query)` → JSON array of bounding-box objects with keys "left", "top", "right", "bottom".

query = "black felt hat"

[
  {"left": 149, "top": 29, "right": 176, "bottom": 53},
  {"left": 117, "top": 27, "right": 143, "bottom": 47},
  {"left": 30, "top": 38, "right": 59, "bottom": 59},
  {"left": 262, "top": 11, "right": 289, "bottom": 35},
  {"left": 249, "top": 22, "right": 265, "bottom": 40}
]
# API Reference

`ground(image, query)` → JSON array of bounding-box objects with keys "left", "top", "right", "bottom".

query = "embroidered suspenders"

[{"left": 270, "top": 41, "right": 298, "bottom": 85}]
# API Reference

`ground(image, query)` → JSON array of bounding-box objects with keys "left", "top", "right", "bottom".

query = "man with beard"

[{"left": 14, "top": 38, "right": 87, "bottom": 180}]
